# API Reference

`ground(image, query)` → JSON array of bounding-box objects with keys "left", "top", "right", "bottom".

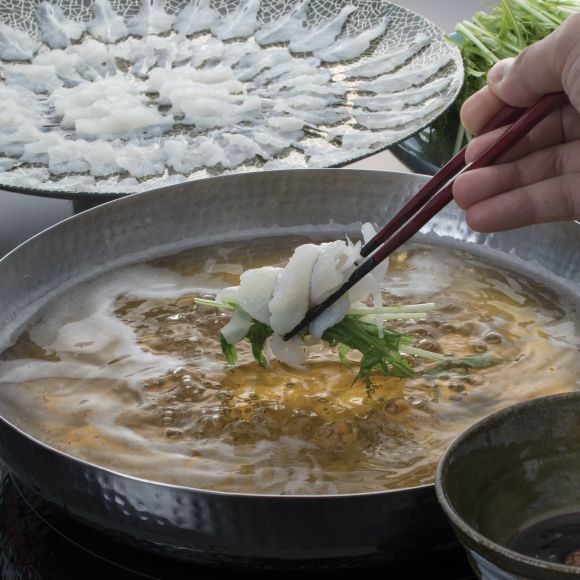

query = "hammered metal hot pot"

[{"left": 0, "top": 170, "right": 579, "bottom": 568}]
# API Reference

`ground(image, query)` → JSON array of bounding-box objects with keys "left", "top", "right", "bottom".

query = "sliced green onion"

[
  {"left": 400, "top": 345, "right": 445, "bottom": 362},
  {"left": 348, "top": 303, "right": 435, "bottom": 315},
  {"left": 194, "top": 297, "right": 235, "bottom": 311},
  {"left": 360, "top": 313, "right": 428, "bottom": 323}
]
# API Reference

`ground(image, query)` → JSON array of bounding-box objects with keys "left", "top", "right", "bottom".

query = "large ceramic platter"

[{"left": 0, "top": 0, "right": 462, "bottom": 199}]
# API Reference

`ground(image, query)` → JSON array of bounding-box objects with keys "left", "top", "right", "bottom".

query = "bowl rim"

[{"left": 435, "top": 391, "right": 580, "bottom": 576}]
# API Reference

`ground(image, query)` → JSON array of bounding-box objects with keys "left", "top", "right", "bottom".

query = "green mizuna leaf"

[
  {"left": 435, "top": 0, "right": 580, "bottom": 154},
  {"left": 246, "top": 321, "right": 273, "bottom": 367},
  {"left": 203, "top": 297, "right": 504, "bottom": 387},
  {"left": 220, "top": 334, "right": 238, "bottom": 365}
]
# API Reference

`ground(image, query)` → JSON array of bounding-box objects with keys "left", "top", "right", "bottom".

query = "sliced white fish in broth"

[{"left": 0, "top": 234, "right": 578, "bottom": 495}]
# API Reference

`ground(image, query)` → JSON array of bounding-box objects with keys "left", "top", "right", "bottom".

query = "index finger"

[{"left": 460, "top": 85, "right": 506, "bottom": 135}]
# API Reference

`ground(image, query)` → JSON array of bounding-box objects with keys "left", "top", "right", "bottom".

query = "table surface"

[{"left": 0, "top": 0, "right": 488, "bottom": 258}]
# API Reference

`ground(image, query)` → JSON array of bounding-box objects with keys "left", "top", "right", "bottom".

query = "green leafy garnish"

[
  {"left": 337, "top": 343, "right": 352, "bottom": 368},
  {"left": 323, "top": 316, "right": 414, "bottom": 387},
  {"left": 196, "top": 297, "right": 503, "bottom": 388},
  {"left": 220, "top": 334, "right": 237, "bottom": 365},
  {"left": 430, "top": 0, "right": 580, "bottom": 156},
  {"left": 246, "top": 321, "right": 273, "bottom": 368}
]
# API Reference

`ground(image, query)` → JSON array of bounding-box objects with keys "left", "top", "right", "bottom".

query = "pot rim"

[{"left": 435, "top": 391, "right": 580, "bottom": 576}]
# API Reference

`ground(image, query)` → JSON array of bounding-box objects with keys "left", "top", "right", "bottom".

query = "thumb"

[{"left": 486, "top": 13, "right": 580, "bottom": 112}]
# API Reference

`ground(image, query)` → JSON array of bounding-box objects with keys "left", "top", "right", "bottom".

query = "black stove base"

[{"left": 0, "top": 464, "right": 475, "bottom": 579}]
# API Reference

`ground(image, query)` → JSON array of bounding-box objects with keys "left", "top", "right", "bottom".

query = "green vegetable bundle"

[{"left": 438, "top": 0, "right": 580, "bottom": 154}]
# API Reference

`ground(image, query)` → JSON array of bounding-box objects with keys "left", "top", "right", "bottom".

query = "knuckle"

[
  {"left": 554, "top": 15, "right": 580, "bottom": 89},
  {"left": 551, "top": 147, "right": 565, "bottom": 178}
]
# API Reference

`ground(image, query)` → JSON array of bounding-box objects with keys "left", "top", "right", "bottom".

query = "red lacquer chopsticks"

[{"left": 284, "top": 91, "right": 569, "bottom": 341}]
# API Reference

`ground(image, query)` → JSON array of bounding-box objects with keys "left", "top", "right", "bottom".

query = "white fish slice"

[
  {"left": 47, "top": 140, "right": 91, "bottom": 174},
  {"left": 189, "top": 37, "right": 225, "bottom": 67},
  {"left": 284, "top": 94, "right": 341, "bottom": 110},
  {"left": 269, "top": 244, "right": 320, "bottom": 335},
  {"left": 180, "top": 96, "right": 262, "bottom": 130},
  {"left": 189, "top": 136, "right": 230, "bottom": 168},
  {"left": 352, "top": 77, "right": 451, "bottom": 112},
  {"left": 174, "top": 0, "right": 219, "bottom": 35},
  {"left": 3, "top": 63, "right": 62, "bottom": 93},
  {"left": 346, "top": 33, "right": 432, "bottom": 78},
  {"left": 304, "top": 144, "right": 371, "bottom": 168},
  {"left": 0, "top": 22, "right": 39, "bottom": 60},
  {"left": 50, "top": 77, "right": 150, "bottom": 134},
  {"left": 34, "top": 50, "right": 82, "bottom": 86},
  {"left": 238, "top": 267, "right": 281, "bottom": 324},
  {"left": 308, "top": 295, "right": 350, "bottom": 339},
  {"left": 310, "top": 240, "right": 352, "bottom": 306},
  {"left": 83, "top": 141, "right": 120, "bottom": 176},
  {"left": 75, "top": 103, "right": 168, "bottom": 138},
  {"left": 0, "top": 109, "right": 26, "bottom": 130},
  {"left": 163, "top": 137, "right": 191, "bottom": 172},
  {"left": 50, "top": 76, "right": 131, "bottom": 120},
  {"left": 235, "top": 48, "right": 293, "bottom": 81},
  {"left": 219, "top": 132, "right": 268, "bottom": 167},
  {"left": 219, "top": 39, "right": 261, "bottom": 67},
  {"left": 163, "top": 84, "right": 243, "bottom": 111},
  {"left": 267, "top": 116, "right": 305, "bottom": 133},
  {"left": 221, "top": 308, "right": 253, "bottom": 344},
  {"left": 215, "top": 286, "right": 240, "bottom": 303},
  {"left": 338, "top": 129, "right": 406, "bottom": 151},
  {"left": 314, "top": 16, "right": 390, "bottom": 63},
  {"left": 0, "top": 158, "right": 16, "bottom": 171},
  {"left": 270, "top": 334, "right": 306, "bottom": 369},
  {"left": 127, "top": 0, "right": 175, "bottom": 36},
  {"left": 273, "top": 103, "right": 348, "bottom": 126},
  {"left": 0, "top": 86, "right": 47, "bottom": 120},
  {"left": 242, "top": 128, "right": 299, "bottom": 156},
  {"left": 358, "top": 54, "right": 453, "bottom": 93},
  {"left": 353, "top": 99, "right": 441, "bottom": 130},
  {"left": 67, "top": 39, "right": 116, "bottom": 80},
  {"left": 116, "top": 142, "right": 166, "bottom": 178},
  {"left": 211, "top": 0, "right": 261, "bottom": 41},
  {"left": 20, "top": 132, "right": 64, "bottom": 164},
  {"left": 281, "top": 81, "right": 347, "bottom": 98},
  {"left": 262, "top": 154, "right": 308, "bottom": 170},
  {"left": 36, "top": 2, "right": 85, "bottom": 49},
  {"left": 255, "top": 0, "right": 310, "bottom": 45},
  {"left": 88, "top": 0, "right": 128, "bottom": 44},
  {"left": 0, "top": 122, "right": 43, "bottom": 157},
  {"left": 251, "top": 57, "right": 321, "bottom": 85},
  {"left": 164, "top": 135, "right": 228, "bottom": 171},
  {"left": 289, "top": 5, "right": 356, "bottom": 53},
  {"left": 148, "top": 64, "right": 238, "bottom": 91},
  {"left": 262, "top": 70, "right": 332, "bottom": 94}
]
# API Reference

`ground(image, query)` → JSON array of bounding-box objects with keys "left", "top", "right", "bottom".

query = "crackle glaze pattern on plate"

[{"left": 0, "top": 0, "right": 462, "bottom": 198}]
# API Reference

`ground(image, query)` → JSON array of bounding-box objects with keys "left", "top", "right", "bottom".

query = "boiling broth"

[{"left": 0, "top": 238, "right": 579, "bottom": 494}]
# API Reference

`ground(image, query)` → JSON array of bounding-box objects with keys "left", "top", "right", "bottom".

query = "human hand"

[{"left": 452, "top": 13, "right": 580, "bottom": 232}]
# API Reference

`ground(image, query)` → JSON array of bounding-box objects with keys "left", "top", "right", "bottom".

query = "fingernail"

[{"left": 487, "top": 58, "right": 514, "bottom": 85}]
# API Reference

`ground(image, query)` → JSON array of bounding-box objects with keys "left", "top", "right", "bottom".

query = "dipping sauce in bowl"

[{"left": 436, "top": 392, "right": 580, "bottom": 579}]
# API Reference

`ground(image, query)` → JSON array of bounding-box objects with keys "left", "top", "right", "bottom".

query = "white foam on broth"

[{"left": 0, "top": 236, "right": 579, "bottom": 495}]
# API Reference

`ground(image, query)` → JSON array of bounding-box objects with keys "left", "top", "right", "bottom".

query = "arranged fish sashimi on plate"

[{"left": 0, "top": 0, "right": 461, "bottom": 196}]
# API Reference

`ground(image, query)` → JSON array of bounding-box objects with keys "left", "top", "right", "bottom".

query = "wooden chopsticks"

[{"left": 283, "top": 91, "right": 569, "bottom": 341}]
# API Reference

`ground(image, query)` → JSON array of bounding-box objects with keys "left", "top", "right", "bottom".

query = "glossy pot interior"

[
  {"left": 437, "top": 392, "right": 580, "bottom": 580},
  {"left": 0, "top": 169, "right": 579, "bottom": 567}
]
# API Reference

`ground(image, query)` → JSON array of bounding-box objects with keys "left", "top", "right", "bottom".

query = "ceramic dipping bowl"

[{"left": 436, "top": 392, "right": 580, "bottom": 579}]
